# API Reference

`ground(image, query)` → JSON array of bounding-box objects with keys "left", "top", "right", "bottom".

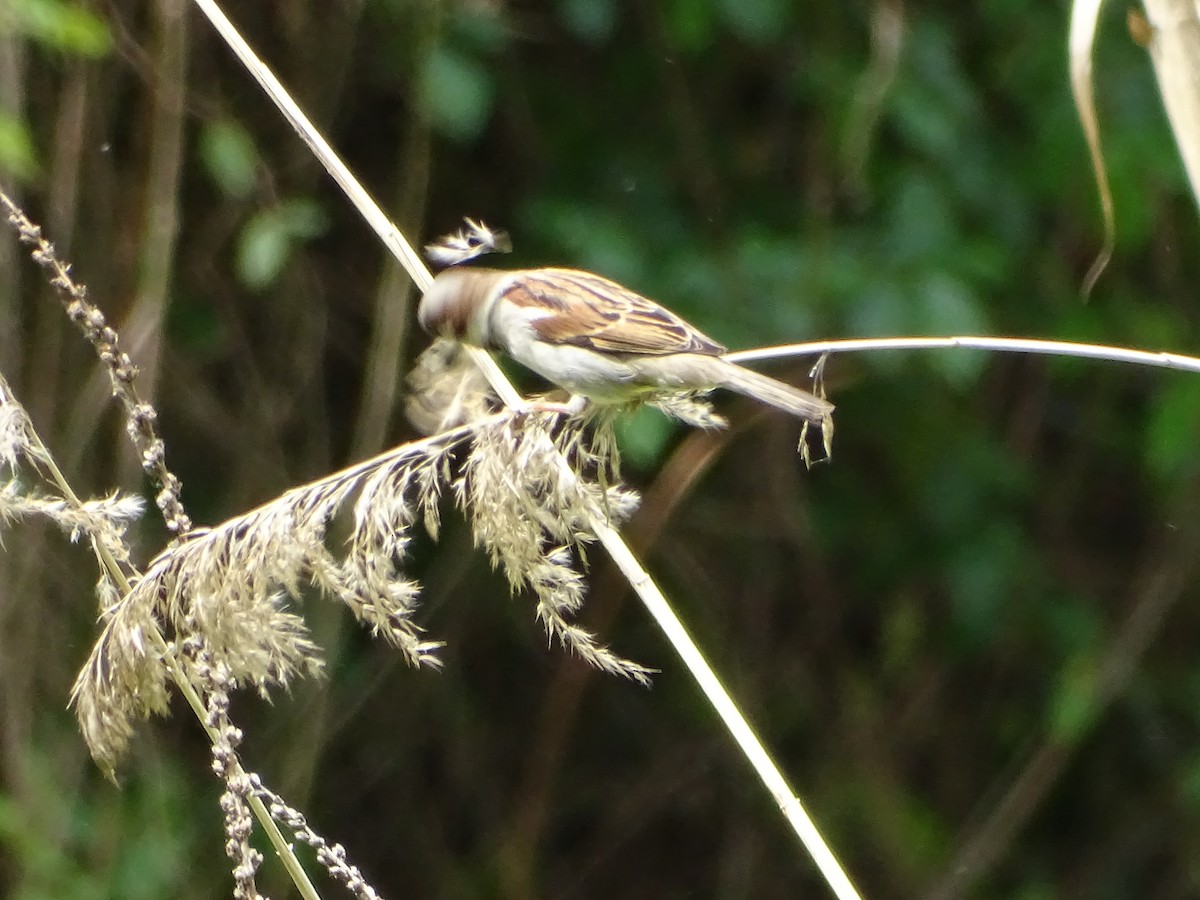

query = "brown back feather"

[{"left": 500, "top": 268, "right": 726, "bottom": 357}]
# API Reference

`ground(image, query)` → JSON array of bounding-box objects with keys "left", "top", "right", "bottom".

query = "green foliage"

[
  {"left": 1182, "top": 753, "right": 1200, "bottom": 811},
  {"left": 945, "top": 520, "right": 1027, "bottom": 651},
  {"left": 8, "top": 0, "right": 111, "bottom": 57},
  {"left": 418, "top": 45, "right": 495, "bottom": 141},
  {"left": 716, "top": 0, "right": 794, "bottom": 45},
  {"left": 0, "top": 114, "right": 39, "bottom": 182},
  {"left": 0, "top": 749, "right": 205, "bottom": 900},
  {"left": 198, "top": 120, "right": 260, "bottom": 200},
  {"left": 558, "top": 0, "right": 616, "bottom": 44},
  {"left": 1145, "top": 379, "right": 1200, "bottom": 484},
  {"left": 614, "top": 405, "right": 678, "bottom": 469},
  {"left": 235, "top": 199, "right": 328, "bottom": 290},
  {"left": 1048, "top": 653, "right": 1101, "bottom": 743},
  {"left": 520, "top": 197, "right": 653, "bottom": 286},
  {"left": 662, "top": 0, "right": 717, "bottom": 52}
]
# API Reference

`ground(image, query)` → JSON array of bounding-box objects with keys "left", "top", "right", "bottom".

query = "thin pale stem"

[{"left": 725, "top": 335, "right": 1200, "bottom": 373}]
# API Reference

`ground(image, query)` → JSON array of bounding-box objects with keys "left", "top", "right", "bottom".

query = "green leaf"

[
  {"left": 14, "top": 0, "right": 112, "bottom": 57},
  {"left": 235, "top": 199, "right": 328, "bottom": 290},
  {"left": 913, "top": 273, "right": 987, "bottom": 333},
  {"left": 663, "top": 0, "right": 716, "bottom": 51},
  {"left": 276, "top": 197, "right": 328, "bottom": 240},
  {"left": 419, "top": 46, "right": 495, "bottom": 141},
  {"left": 884, "top": 174, "right": 956, "bottom": 265},
  {"left": 455, "top": 3, "right": 512, "bottom": 50},
  {"left": 945, "top": 521, "right": 1024, "bottom": 651},
  {"left": 1047, "top": 654, "right": 1100, "bottom": 743},
  {"left": 890, "top": 22, "right": 975, "bottom": 161},
  {"left": 519, "top": 198, "right": 648, "bottom": 284},
  {"left": 559, "top": 0, "right": 616, "bottom": 43},
  {"left": 912, "top": 272, "right": 989, "bottom": 386},
  {"left": 717, "top": 0, "right": 792, "bottom": 45},
  {"left": 1144, "top": 378, "right": 1200, "bottom": 483},
  {"left": 616, "top": 406, "right": 676, "bottom": 469},
  {"left": 730, "top": 232, "right": 821, "bottom": 342},
  {"left": 237, "top": 214, "right": 290, "bottom": 291},
  {"left": 198, "top": 120, "right": 259, "bottom": 200},
  {"left": 1180, "top": 756, "right": 1200, "bottom": 811},
  {"left": 847, "top": 281, "right": 909, "bottom": 341},
  {"left": 0, "top": 114, "right": 40, "bottom": 182}
]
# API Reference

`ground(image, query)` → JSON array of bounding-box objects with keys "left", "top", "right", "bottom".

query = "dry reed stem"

[{"left": 727, "top": 335, "right": 1200, "bottom": 373}]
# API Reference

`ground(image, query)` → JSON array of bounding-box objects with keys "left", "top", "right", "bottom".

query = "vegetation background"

[{"left": 3, "top": 1, "right": 1200, "bottom": 897}]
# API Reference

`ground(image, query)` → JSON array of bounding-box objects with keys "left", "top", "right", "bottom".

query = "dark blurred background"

[{"left": 3, "top": 1, "right": 1200, "bottom": 897}]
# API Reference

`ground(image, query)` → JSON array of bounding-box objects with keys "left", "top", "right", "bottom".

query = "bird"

[{"left": 417, "top": 266, "right": 833, "bottom": 424}]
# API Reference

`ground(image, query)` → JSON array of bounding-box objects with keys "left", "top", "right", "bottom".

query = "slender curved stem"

[{"left": 726, "top": 335, "right": 1200, "bottom": 373}]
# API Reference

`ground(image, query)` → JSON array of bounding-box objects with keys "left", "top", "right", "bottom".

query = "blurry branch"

[
  {"left": 121, "top": 0, "right": 187, "bottom": 402},
  {"left": 728, "top": 335, "right": 1200, "bottom": 375},
  {"left": 1069, "top": 0, "right": 1115, "bottom": 296},
  {"left": 1139, "top": 0, "right": 1200, "bottom": 208},
  {"left": 188, "top": 1, "right": 864, "bottom": 896},
  {"left": 840, "top": 0, "right": 906, "bottom": 202}
]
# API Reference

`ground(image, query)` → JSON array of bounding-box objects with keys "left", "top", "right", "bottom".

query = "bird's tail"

[{"left": 718, "top": 362, "right": 833, "bottom": 425}]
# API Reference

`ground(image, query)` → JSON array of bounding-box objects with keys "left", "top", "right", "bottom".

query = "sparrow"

[{"left": 417, "top": 266, "right": 833, "bottom": 424}]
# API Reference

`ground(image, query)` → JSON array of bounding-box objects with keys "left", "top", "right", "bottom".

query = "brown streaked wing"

[{"left": 500, "top": 268, "right": 726, "bottom": 357}]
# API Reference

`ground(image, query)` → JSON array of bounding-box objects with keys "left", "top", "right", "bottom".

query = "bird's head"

[{"left": 417, "top": 267, "right": 503, "bottom": 342}]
